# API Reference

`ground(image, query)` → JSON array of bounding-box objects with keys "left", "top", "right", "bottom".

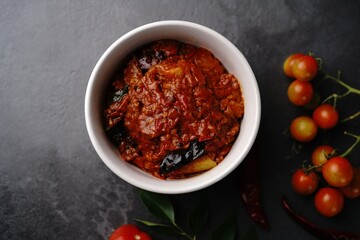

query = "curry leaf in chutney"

[
  {"left": 160, "top": 140, "right": 205, "bottom": 174},
  {"left": 111, "top": 85, "right": 128, "bottom": 103},
  {"left": 105, "top": 120, "right": 127, "bottom": 144}
]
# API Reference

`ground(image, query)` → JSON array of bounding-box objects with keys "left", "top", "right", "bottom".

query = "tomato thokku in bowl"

[{"left": 85, "top": 20, "right": 260, "bottom": 194}]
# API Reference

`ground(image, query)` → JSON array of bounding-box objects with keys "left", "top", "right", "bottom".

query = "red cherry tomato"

[
  {"left": 340, "top": 168, "right": 360, "bottom": 199},
  {"left": 290, "top": 116, "right": 318, "bottom": 142},
  {"left": 283, "top": 53, "right": 304, "bottom": 78},
  {"left": 109, "top": 224, "right": 152, "bottom": 240},
  {"left": 322, "top": 157, "right": 354, "bottom": 187},
  {"left": 313, "top": 104, "right": 339, "bottom": 129},
  {"left": 311, "top": 145, "right": 335, "bottom": 171},
  {"left": 291, "top": 169, "right": 319, "bottom": 195},
  {"left": 292, "top": 55, "right": 318, "bottom": 81},
  {"left": 314, "top": 187, "right": 344, "bottom": 217},
  {"left": 287, "top": 80, "right": 314, "bottom": 106}
]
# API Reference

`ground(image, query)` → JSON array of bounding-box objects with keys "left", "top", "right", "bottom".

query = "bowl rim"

[{"left": 85, "top": 20, "right": 261, "bottom": 194}]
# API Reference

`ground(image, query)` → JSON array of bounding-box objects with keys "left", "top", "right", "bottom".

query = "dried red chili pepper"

[
  {"left": 282, "top": 197, "right": 360, "bottom": 240},
  {"left": 238, "top": 146, "right": 269, "bottom": 230}
]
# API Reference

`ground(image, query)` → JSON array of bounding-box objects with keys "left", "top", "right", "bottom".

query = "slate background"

[{"left": 1, "top": 0, "right": 359, "bottom": 239}]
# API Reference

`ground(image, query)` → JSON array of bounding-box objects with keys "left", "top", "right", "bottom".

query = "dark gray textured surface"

[{"left": 1, "top": 0, "right": 359, "bottom": 239}]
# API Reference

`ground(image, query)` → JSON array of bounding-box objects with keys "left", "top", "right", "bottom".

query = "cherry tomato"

[
  {"left": 314, "top": 187, "right": 344, "bottom": 217},
  {"left": 312, "top": 104, "right": 339, "bottom": 129},
  {"left": 292, "top": 55, "right": 318, "bottom": 81},
  {"left": 109, "top": 224, "right": 152, "bottom": 240},
  {"left": 340, "top": 168, "right": 360, "bottom": 199},
  {"left": 290, "top": 116, "right": 318, "bottom": 142},
  {"left": 283, "top": 53, "right": 304, "bottom": 78},
  {"left": 311, "top": 145, "right": 335, "bottom": 171},
  {"left": 287, "top": 80, "right": 314, "bottom": 106},
  {"left": 322, "top": 157, "right": 354, "bottom": 187},
  {"left": 291, "top": 169, "right": 319, "bottom": 195}
]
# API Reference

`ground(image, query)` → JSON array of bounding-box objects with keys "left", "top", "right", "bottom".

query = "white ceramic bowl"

[{"left": 85, "top": 20, "right": 261, "bottom": 194}]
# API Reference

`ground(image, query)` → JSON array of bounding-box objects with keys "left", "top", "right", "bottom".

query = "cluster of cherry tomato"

[
  {"left": 283, "top": 53, "right": 359, "bottom": 217},
  {"left": 284, "top": 54, "right": 339, "bottom": 142}
]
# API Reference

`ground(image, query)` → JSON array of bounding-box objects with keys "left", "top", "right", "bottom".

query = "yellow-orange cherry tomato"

[
  {"left": 311, "top": 145, "right": 335, "bottom": 171},
  {"left": 287, "top": 80, "right": 314, "bottom": 106},
  {"left": 283, "top": 53, "right": 304, "bottom": 78},
  {"left": 292, "top": 55, "right": 318, "bottom": 81},
  {"left": 290, "top": 116, "right": 318, "bottom": 142}
]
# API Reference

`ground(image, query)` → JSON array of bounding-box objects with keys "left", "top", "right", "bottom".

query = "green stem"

[
  {"left": 172, "top": 222, "right": 195, "bottom": 240},
  {"left": 341, "top": 110, "right": 360, "bottom": 123},
  {"left": 303, "top": 164, "right": 322, "bottom": 172},
  {"left": 320, "top": 73, "right": 360, "bottom": 105},
  {"left": 323, "top": 74, "right": 360, "bottom": 95},
  {"left": 340, "top": 132, "right": 360, "bottom": 157}
]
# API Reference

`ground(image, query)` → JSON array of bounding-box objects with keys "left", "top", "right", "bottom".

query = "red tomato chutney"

[{"left": 104, "top": 40, "right": 244, "bottom": 179}]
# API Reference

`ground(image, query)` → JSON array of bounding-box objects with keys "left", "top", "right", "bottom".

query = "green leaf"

[
  {"left": 188, "top": 196, "right": 209, "bottom": 236},
  {"left": 135, "top": 218, "right": 170, "bottom": 227},
  {"left": 139, "top": 189, "right": 175, "bottom": 223},
  {"left": 135, "top": 218, "right": 180, "bottom": 235},
  {"left": 240, "top": 226, "right": 257, "bottom": 240},
  {"left": 211, "top": 213, "right": 237, "bottom": 240}
]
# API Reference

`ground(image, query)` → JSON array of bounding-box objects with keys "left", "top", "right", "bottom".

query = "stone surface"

[{"left": 1, "top": 0, "right": 359, "bottom": 239}]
